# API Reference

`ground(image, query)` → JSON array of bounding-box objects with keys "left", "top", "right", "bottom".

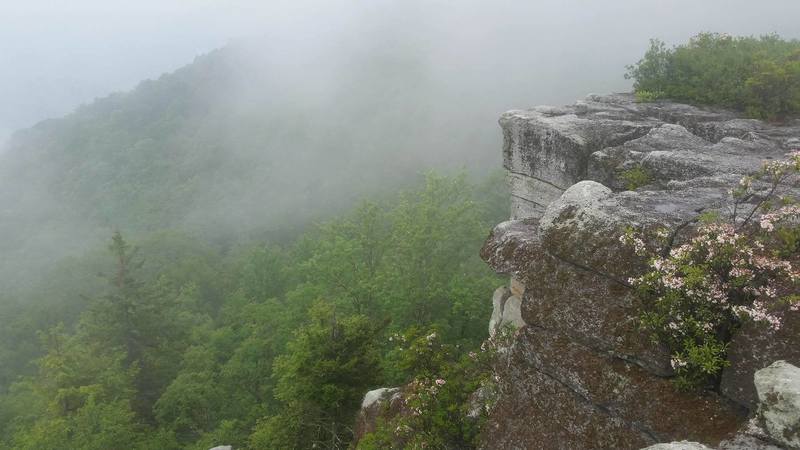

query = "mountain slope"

[{"left": 0, "top": 40, "right": 500, "bottom": 289}]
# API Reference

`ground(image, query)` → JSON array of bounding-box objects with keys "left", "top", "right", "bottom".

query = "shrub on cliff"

[
  {"left": 249, "top": 302, "right": 383, "bottom": 449},
  {"left": 626, "top": 33, "right": 800, "bottom": 120},
  {"left": 622, "top": 151, "right": 800, "bottom": 390},
  {"left": 357, "top": 327, "right": 508, "bottom": 449}
]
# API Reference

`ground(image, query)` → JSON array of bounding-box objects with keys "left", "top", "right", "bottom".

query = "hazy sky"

[{"left": 2, "top": 0, "right": 799, "bottom": 144}]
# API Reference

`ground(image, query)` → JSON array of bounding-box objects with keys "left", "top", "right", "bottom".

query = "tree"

[
  {"left": 304, "top": 202, "right": 389, "bottom": 316},
  {"left": 250, "top": 302, "right": 383, "bottom": 449},
  {"left": 8, "top": 325, "right": 141, "bottom": 450},
  {"left": 381, "top": 173, "right": 496, "bottom": 341},
  {"left": 79, "top": 232, "right": 194, "bottom": 419}
]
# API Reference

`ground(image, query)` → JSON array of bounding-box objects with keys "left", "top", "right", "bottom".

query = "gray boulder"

[
  {"left": 642, "top": 442, "right": 712, "bottom": 450},
  {"left": 353, "top": 387, "right": 404, "bottom": 442},
  {"left": 755, "top": 361, "right": 800, "bottom": 449}
]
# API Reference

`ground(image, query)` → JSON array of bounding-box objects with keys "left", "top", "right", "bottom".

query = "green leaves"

[
  {"left": 619, "top": 166, "right": 651, "bottom": 190},
  {"left": 256, "top": 302, "right": 384, "bottom": 448},
  {"left": 1, "top": 171, "right": 507, "bottom": 449},
  {"left": 627, "top": 33, "right": 800, "bottom": 119}
]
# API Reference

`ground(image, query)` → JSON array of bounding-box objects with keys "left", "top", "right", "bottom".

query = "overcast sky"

[{"left": 2, "top": 0, "right": 799, "bottom": 145}]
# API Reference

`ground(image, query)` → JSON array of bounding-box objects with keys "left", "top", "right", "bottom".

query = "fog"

[
  {"left": 2, "top": 0, "right": 799, "bottom": 145},
  {"left": 1, "top": 0, "right": 799, "bottom": 291}
]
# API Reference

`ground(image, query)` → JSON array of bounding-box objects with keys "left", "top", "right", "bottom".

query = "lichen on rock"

[
  {"left": 479, "top": 93, "right": 800, "bottom": 449},
  {"left": 754, "top": 361, "right": 800, "bottom": 449}
]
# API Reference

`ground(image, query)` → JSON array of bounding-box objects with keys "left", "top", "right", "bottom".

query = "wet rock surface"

[
  {"left": 754, "top": 361, "right": 800, "bottom": 449},
  {"left": 646, "top": 362, "right": 800, "bottom": 450},
  {"left": 501, "top": 93, "right": 799, "bottom": 221},
  {"left": 642, "top": 442, "right": 713, "bottom": 450},
  {"left": 353, "top": 387, "right": 403, "bottom": 442},
  {"left": 480, "top": 94, "right": 800, "bottom": 449}
]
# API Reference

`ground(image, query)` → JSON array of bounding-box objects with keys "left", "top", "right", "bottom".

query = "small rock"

[
  {"left": 361, "top": 387, "right": 399, "bottom": 410},
  {"left": 489, "top": 286, "right": 511, "bottom": 335},
  {"left": 500, "top": 295, "right": 526, "bottom": 330},
  {"left": 754, "top": 360, "right": 800, "bottom": 449},
  {"left": 538, "top": 180, "right": 614, "bottom": 235},
  {"left": 641, "top": 442, "right": 712, "bottom": 450},
  {"left": 509, "top": 277, "right": 526, "bottom": 297}
]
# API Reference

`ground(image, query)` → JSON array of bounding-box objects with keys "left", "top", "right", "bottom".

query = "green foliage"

[
  {"left": 744, "top": 54, "right": 800, "bottom": 119},
  {"left": 697, "top": 210, "right": 722, "bottom": 224},
  {"left": 6, "top": 323, "right": 142, "bottom": 449},
  {"left": 619, "top": 165, "right": 651, "bottom": 190},
  {"left": 251, "top": 302, "right": 383, "bottom": 449},
  {"left": 0, "top": 42, "right": 503, "bottom": 294},
  {"left": 624, "top": 152, "right": 800, "bottom": 390},
  {"left": 626, "top": 33, "right": 800, "bottom": 119},
  {"left": 630, "top": 221, "right": 799, "bottom": 389},
  {"left": 11, "top": 397, "right": 142, "bottom": 450},
  {"left": 634, "top": 90, "right": 663, "bottom": 103},
  {"left": 358, "top": 327, "right": 508, "bottom": 449},
  {"left": 0, "top": 171, "right": 507, "bottom": 449}
]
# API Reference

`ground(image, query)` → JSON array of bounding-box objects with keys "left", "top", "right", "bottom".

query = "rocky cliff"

[{"left": 480, "top": 93, "right": 800, "bottom": 449}]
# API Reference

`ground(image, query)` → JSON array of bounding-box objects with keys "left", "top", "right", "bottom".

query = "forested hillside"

[
  {"left": 2, "top": 0, "right": 800, "bottom": 443},
  {"left": 0, "top": 40, "right": 501, "bottom": 293},
  {"left": 0, "top": 171, "right": 507, "bottom": 448},
  {"left": 0, "top": 35, "right": 514, "bottom": 448}
]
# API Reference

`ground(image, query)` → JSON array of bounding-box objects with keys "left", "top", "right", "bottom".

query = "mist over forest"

[
  {"left": 1, "top": 1, "right": 799, "bottom": 449},
  {"left": 3, "top": 0, "right": 799, "bottom": 291}
]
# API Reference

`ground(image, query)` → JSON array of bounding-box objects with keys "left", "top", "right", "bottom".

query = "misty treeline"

[
  {"left": 0, "top": 38, "right": 502, "bottom": 293},
  {"left": 0, "top": 32, "right": 510, "bottom": 449},
  {"left": 0, "top": 171, "right": 507, "bottom": 449}
]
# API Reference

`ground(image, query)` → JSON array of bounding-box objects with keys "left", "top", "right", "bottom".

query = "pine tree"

[{"left": 249, "top": 302, "right": 383, "bottom": 449}]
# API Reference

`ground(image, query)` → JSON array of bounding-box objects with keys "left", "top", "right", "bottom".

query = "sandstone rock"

[
  {"left": 500, "top": 97, "right": 659, "bottom": 220},
  {"left": 354, "top": 387, "right": 403, "bottom": 441},
  {"left": 500, "top": 295, "right": 525, "bottom": 330},
  {"left": 361, "top": 387, "right": 398, "bottom": 410},
  {"left": 483, "top": 199, "right": 682, "bottom": 376},
  {"left": 489, "top": 285, "right": 526, "bottom": 335},
  {"left": 642, "top": 442, "right": 713, "bottom": 450},
  {"left": 509, "top": 277, "right": 526, "bottom": 297},
  {"left": 501, "top": 93, "right": 799, "bottom": 221},
  {"left": 721, "top": 314, "right": 800, "bottom": 411},
  {"left": 480, "top": 93, "right": 800, "bottom": 449},
  {"left": 490, "top": 326, "right": 740, "bottom": 446},
  {"left": 754, "top": 361, "right": 800, "bottom": 449},
  {"left": 538, "top": 180, "right": 615, "bottom": 236},
  {"left": 587, "top": 122, "right": 789, "bottom": 192},
  {"left": 718, "top": 430, "right": 783, "bottom": 450},
  {"left": 467, "top": 383, "right": 499, "bottom": 419},
  {"left": 489, "top": 286, "right": 511, "bottom": 335}
]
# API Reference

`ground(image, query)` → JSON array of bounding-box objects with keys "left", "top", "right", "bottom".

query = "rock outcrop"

[
  {"left": 481, "top": 93, "right": 800, "bottom": 449},
  {"left": 353, "top": 387, "right": 404, "bottom": 442},
  {"left": 646, "top": 361, "right": 800, "bottom": 449},
  {"left": 643, "top": 443, "right": 714, "bottom": 450},
  {"left": 489, "top": 285, "right": 526, "bottom": 336},
  {"left": 755, "top": 361, "right": 800, "bottom": 449}
]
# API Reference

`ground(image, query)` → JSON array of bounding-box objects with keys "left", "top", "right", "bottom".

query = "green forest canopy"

[{"left": 0, "top": 172, "right": 507, "bottom": 449}]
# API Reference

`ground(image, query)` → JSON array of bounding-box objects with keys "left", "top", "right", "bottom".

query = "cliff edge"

[{"left": 480, "top": 93, "right": 800, "bottom": 449}]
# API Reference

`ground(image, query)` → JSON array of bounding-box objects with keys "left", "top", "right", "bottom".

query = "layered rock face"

[{"left": 481, "top": 94, "right": 800, "bottom": 449}]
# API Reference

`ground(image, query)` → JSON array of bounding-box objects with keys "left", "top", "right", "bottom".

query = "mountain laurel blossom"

[{"left": 623, "top": 151, "right": 799, "bottom": 389}]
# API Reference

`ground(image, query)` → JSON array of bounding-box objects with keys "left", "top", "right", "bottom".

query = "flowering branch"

[{"left": 621, "top": 150, "right": 800, "bottom": 390}]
